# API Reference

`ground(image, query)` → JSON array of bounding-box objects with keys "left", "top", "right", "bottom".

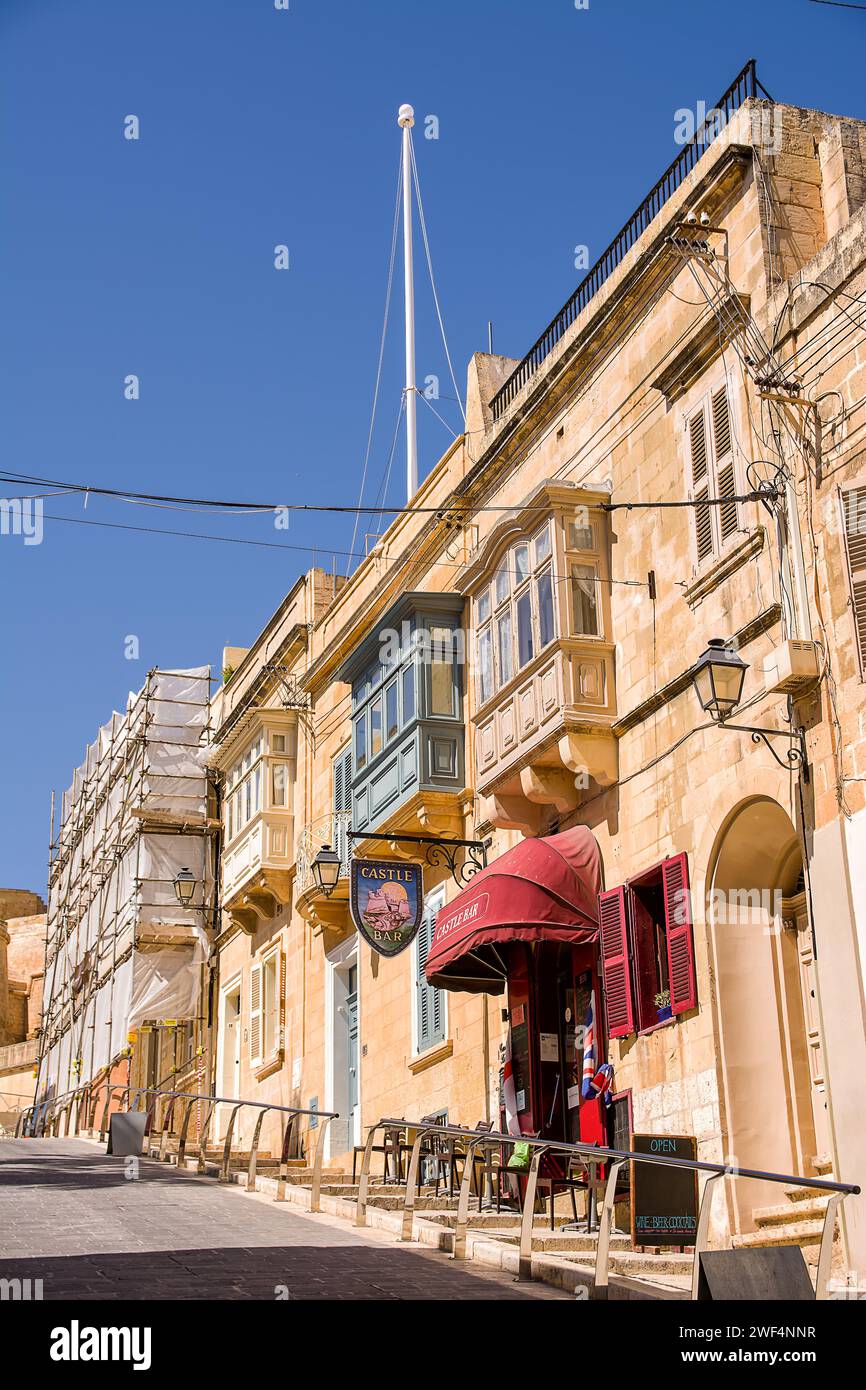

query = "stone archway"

[{"left": 707, "top": 796, "right": 819, "bottom": 1233}]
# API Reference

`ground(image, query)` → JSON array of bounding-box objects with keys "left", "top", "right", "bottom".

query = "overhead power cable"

[
  {"left": 0, "top": 470, "right": 778, "bottom": 516},
  {"left": 35, "top": 507, "right": 652, "bottom": 588}
]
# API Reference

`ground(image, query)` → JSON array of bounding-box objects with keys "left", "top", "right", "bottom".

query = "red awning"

[{"left": 425, "top": 826, "right": 602, "bottom": 994}]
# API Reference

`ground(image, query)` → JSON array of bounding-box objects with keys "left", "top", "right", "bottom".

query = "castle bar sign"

[{"left": 350, "top": 859, "right": 424, "bottom": 957}]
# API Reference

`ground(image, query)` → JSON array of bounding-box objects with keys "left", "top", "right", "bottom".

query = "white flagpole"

[{"left": 398, "top": 103, "right": 418, "bottom": 500}]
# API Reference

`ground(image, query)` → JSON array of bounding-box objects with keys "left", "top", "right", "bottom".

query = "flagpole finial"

[{"left": 398, "top": 103, "right": 415, "bottom": 128}]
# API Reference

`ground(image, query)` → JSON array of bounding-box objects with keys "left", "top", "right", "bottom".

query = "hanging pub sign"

[{"left": 350, "top": 858, "right": 424, "bottom": 957}]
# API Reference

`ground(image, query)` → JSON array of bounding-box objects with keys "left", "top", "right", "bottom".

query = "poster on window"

[{"left": 350, "top": 859, "right": 424, "bottom": 957}]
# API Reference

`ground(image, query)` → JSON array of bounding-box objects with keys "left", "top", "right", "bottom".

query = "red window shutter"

[
  {"left": 598, "top": 887, "right": 634, "bottom": 1039},
  {"left": 662, "top": 853, "right": 697, "bottom": 1016}
]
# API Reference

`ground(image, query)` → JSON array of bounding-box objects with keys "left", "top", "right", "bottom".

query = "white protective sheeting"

[
  {"left": 37, "top": 666, "right": 212, "bottom": 1098},
  {"left": 127, "top": 937, "right": 207, "bottom": 1029},
  {"left": 138, "top": 833, "right": 211, "bottom": 927}
]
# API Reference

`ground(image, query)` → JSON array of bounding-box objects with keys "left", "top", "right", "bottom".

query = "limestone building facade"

[{"left": 199, "top": 84, "right": 866, "bottom": 1275}]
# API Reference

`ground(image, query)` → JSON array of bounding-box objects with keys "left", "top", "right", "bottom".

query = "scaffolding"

[{"left": 35, "top": 667, "right": 217, "bottom": 1104}]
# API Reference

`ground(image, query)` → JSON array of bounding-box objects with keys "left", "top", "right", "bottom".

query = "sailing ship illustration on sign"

[{"left": 350, "top": 859, "right": 423, "bottom": 957}]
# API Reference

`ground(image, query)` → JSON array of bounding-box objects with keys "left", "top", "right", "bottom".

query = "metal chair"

[
  {"left": 351, "top": 1124, "right": 405, "bottom": 1184},
  {"left": 451, "top": 1119, "right": 496, "bottom": 1205}
]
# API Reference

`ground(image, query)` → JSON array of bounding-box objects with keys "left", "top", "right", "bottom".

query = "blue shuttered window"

[{"left": 416, "top": 893, "right": 445, "bottom": 1052}]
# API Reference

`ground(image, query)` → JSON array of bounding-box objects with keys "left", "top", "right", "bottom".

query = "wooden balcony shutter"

[
  {"left": 598, "top": 886, "right": 634, "bottom": 1039},
  {"left": 712, "top": 386, "right": 739, "bottom": 542},
  {"left": 249, "top": 962, "right": 263, "bottom": 1066},
  {"left": 688, "top": 406, "right": 714, "bottom": 564},
  {"left": 842, "top": 485, "right": 866, "bottom": 675},
  {"left": 662, "top": 853, "right": 697, "bottom": 1016}
]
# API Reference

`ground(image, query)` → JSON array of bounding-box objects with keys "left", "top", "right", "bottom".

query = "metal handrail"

[
  {"left": 371, "top": 1117, "right": 858, "bottom": 1302},
  {"left": 490, "top": 59, "right": 769, "bottom": 421},
  {"left": 16, "top": 1080, "right": 339, "bottom": 1215},
  {"left": 129, "top": 1085, "right": 338, "bottom": 1211}
]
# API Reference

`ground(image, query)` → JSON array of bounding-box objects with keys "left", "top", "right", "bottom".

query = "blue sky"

[{"left": 2, "top": 0, "right": 865, "bottom": 892}]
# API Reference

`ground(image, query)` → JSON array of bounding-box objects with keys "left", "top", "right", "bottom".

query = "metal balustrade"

[
  {"left": 16, "top": 1082, "right": 338, "bottom": 1213},
  {"left": 360, "top": 1117, "right": 859, "bottom": 1302},
  {"left": 490, "top": 59, "right": 771, "bottom": 422},
  {"left": 295, "top": 811, "right": 352, "bottom": 894}
]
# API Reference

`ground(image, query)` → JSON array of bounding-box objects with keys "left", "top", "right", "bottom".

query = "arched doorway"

[{"left": 708, "top": 796, "right": 828, "bottom": 1232}]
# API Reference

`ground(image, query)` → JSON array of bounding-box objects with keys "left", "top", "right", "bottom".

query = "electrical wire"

[{"left": 0, "top": 468, "right": 774, "bottom": 517}]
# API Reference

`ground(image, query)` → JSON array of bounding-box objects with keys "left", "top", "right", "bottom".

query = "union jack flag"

[{"left": 580, "top": 991, "right": 597, "bottom": 1100}]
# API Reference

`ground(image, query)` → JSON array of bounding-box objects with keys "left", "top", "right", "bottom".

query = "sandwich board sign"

[{"left": 630, "top": 1133, "right": 699, "bottom": 1246}]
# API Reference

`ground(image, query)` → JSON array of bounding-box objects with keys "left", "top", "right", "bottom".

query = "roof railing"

[
  {"left": 360, "top": 1117, "right": 857, "bottom": 1302},
  {"left": 490, "top": 59, "right": 771, "bottom": 422}
]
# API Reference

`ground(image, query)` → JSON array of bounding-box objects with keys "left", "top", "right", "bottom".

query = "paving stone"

[{"left": 0, "top": 1139, "right": 568, "bottom": 1301}]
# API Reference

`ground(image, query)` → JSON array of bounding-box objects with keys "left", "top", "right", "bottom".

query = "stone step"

[
  {"left": 811, "top": 1154, "right": 834, "bottom": 1177},
  {"left": 754, "top": 1195, "right": 832, "bottom": 1227},
  {"left": 732, "top": 1219, "right": 825, "bottom": 1264},
  {"left": 783, "top": 1182, "right": 834, "bottom": 1205},
  {"left": 366, "top": 1194, "right": 462, "bottom": 1212},
  {"left": 557, "top": 1248, "right": 693, "bottom": 1279},
  {"left": 424, "top": 1211, "right": 525, "bottom": 1231},
  {"left": 278, "top": 1169, "right": 345, "bottom": 1184},
  {"left": 532, "top": 1232, "right": 633, "bottom": 1255}
]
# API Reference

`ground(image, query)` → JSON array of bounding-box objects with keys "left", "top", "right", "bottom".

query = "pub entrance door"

[{"left": 504, "top": 941, "right": 605, "bottom": 1151}]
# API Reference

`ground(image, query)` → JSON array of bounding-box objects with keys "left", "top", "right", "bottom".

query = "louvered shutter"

[
  {"left": 332, "top": 746, "right": 352, "bottom": 864},
  {"left": 662, "top": 853, "right": 697, "bottom": 1016},
  {"left": 278, "top": 951, "right": 286, "bottom": 1053},
  {"left": 599, "top": 886, "right": 635, "bottom": 1039},
  {"left": 712, "top": 386, "right": 739, "bottom": 542},
  {"left": 417, "top": 898, "right": 444, "bottom": 1050},
  {"left": 249, "top": 962, "right": 263, "bottom": 1066},
  {"left": 688, "top": 406, "right": 714, "bottom": 564},
  {"left": 842, "top": 485, "right": 866, "bottom": 675}
]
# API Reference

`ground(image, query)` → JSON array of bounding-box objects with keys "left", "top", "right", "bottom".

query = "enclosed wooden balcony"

[{"left": 461, "top": 483, "right": 618, "bottom": 835}]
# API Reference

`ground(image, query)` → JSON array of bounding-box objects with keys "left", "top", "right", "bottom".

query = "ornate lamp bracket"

[
  {"left": 346, "top": 830, "right": 491, "bottom": 889},
  {"left": 719, "top": 721, "right": 809, "bottom": 780}
]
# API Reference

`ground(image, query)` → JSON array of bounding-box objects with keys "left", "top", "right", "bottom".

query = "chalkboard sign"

[{"left": 630, "top": 1133, "right": 698, "bottom": 1247}]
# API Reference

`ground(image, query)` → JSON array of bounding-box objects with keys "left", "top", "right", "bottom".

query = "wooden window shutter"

[
  {"left": 598, "top": 886, "right": 634, "bottom": 1038},
  {"left": 278, "top": 950, "right": 286, "bottom": 1054},
  {"left": 842, "top": 485, "right": 866, "bottom": 675},
  {"left": 712, "top": 386, "right": 739, "bottom": 542},
  {"left": 688, "top": 406, "right": 714, "bottom": 564},
  {"left": 417, "top": 899, "right": 444, "bottom": 1050},
  {"left": 333, "top": 747, "right": 352, "bottom": 815},
  {"left": 333, "top": 746, "right": 352, "bottom": 865},
  {"left": 249, "top": 962, "right": 263, "bottom": 1066},
  {"left": 662, "top": 853, "right": 697, "bottom": 1016}
]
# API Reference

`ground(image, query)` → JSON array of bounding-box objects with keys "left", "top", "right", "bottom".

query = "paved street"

[{"left": 0, "top": 1139, "right": 567, "bottom": 1301}]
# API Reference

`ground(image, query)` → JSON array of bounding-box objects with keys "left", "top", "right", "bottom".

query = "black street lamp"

[
  {"left": 690, "top": 637, "right": 808, "bottom": 776},
  {"left": 691, "top": 638, "right": 748, "bottom": 723},
  {"left": 173, "top": 867, "right": 197, "bottom": 906},
  {"left": 312, "top": 844, "right": 342, "bottom": 897}
]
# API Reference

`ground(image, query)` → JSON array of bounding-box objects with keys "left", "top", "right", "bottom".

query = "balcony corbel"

[
  {"left": 519, "top": 765, "right": 580, "bottom": 816},
  {"left": 558, "top": 729, "right": 618, "bottom": 788},
  {"left": 480, "top": 792, "right": 545, "bottom": 837},
  {"left": 241, "top": 890, "right": 277, "bottom": 923},
  {"left": 228, "top": 908, "right": 257, "bottom": 937}
]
